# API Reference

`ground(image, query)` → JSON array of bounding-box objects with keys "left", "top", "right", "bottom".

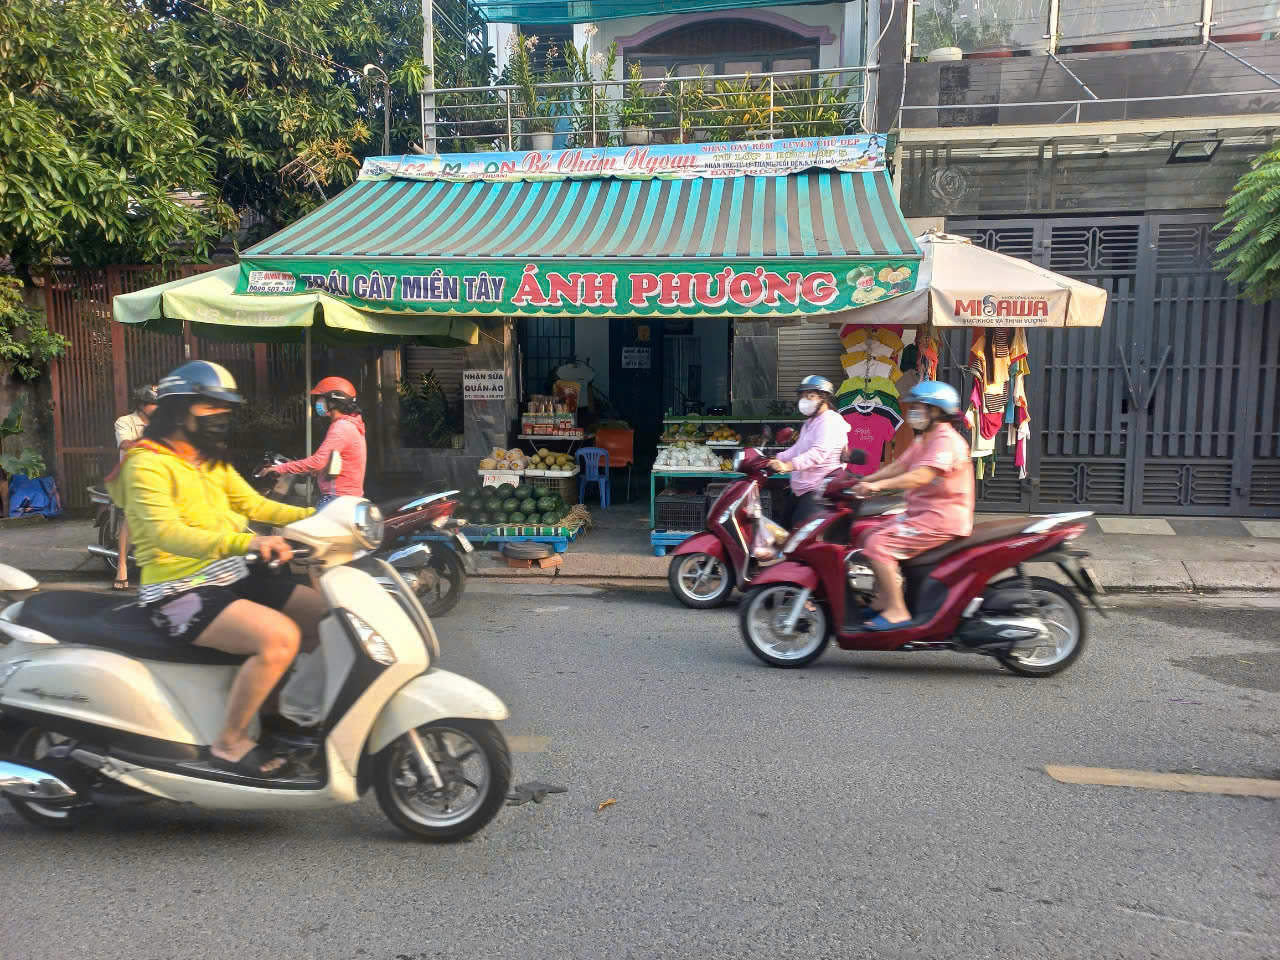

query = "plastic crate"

[{"left": 655, "top": 490, "right": 705, "bottom": 532}]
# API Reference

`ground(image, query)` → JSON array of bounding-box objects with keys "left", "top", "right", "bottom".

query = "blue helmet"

[{"left": 903, "top": 380, "right": 960, "bottom": 415}]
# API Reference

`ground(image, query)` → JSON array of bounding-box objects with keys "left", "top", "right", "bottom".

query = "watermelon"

[
  {"left": 485, "top": 496, "right": 502, "bottom": 511},
  {"left": 497, "top": 482, "right": 516, "bottom": 497},
  {"left": 474, "top": 512, "right": 491, "bottom": 525},
  {"left": 531, "top": 484, "right": 550, "bottom": 500},
  {"left": 502, "top": 497, "right": 520, "bottom": 512},
  {"left": 509, "top": 511, "right": 526, "bottom": 524},
  {"left": 514, "top": 483, "right": 533, "bottom": 500},
  {"left": 536, "top": 495, "right": 555, "bottom": 512},
  {"left": 525, "top": 512, "right": 541, "bottom": 525},
  {"left": 516, "top": 497, "right": 534, "bottom": 514},
  {"left": 493, "top": 510, "right": 508, "bottom": 523}
]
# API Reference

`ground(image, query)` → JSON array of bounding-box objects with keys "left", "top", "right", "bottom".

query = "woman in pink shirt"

[
  {"left": 852, "top": 380, "right": 974, "bottom": 630},
  {"left": 769, "top": 375, "right": 851, "bottom": 528},
  {"left": 264, "top": 376, "right": 367, "bottom": 507}
]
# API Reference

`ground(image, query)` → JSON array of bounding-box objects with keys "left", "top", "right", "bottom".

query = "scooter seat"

[
  {"left": 902, "top": 517, "right": 1034, "bottom": 568},
  {"left": 15, "top": 592, "right": 248, "bottom": 666},
  {"left": 856, "top": 496, "right": 905, "bottom": 518}
]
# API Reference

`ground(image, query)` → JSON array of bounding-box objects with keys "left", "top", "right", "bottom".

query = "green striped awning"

[
  {"left": 244, "top": 170, "right": 917, "bottom": 261},
  {"left": 238, "top": 170, "right": 920, "bottom": 319}
]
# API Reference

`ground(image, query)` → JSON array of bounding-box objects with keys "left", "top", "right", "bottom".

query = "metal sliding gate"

[{"left": 948, "top": 214, "right": 1279, "bottom": 517}]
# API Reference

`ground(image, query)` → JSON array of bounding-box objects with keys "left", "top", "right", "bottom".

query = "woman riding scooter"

[
  {"left": 107, "top": 361, "right": 323, "bottom": 778},
  {"left": 852, "top": 380, "right": 974, "bottom": 631},
  {"left": 768, "top": 375, "right": 851, "bottom": 528},
  {"left": 260, "top": 377, "right": 367, "bottom": 508}
]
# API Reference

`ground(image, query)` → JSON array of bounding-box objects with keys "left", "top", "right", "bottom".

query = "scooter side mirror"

[{"left": 843, "top": 447, "right": 867, "bottom": 465}]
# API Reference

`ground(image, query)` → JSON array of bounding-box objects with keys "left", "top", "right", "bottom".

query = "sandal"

[
  {"left": 209, "top": 744, "right": 289, "bottom": 779},
  {"left": 112, "top": 580, "right": 130, "bottom": 591}
]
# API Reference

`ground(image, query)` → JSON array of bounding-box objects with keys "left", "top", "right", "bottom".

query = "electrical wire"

[{"left": 174, "top": 0, "right": 366, "bottom": 78}]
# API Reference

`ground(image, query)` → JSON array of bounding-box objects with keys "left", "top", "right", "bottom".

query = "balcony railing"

[{"left": 421, "top": 65, "right": 876, "bottom": 153}]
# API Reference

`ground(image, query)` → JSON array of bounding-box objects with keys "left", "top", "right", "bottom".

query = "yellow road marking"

[
  {"left": 507, "top": 735, "right": 549, "bottom": 753},
  {"left": 1045, "top": 765, "right": 1280, "bottom": 798}
]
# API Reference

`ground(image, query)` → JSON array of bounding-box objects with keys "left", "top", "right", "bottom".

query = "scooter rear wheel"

[
  {"left": 992, "top": 577, "right": 1087, "bottom": 677},
  {"left": 4, "top": 729, "right": 96, "bottom": 830},
  {"left": 416, "top": 545, "right": 466, "bottom": 618},
  {"left": 740, "top": 585, "right": 829, "bottom": 668},
  {"left": 668, "top": 553, "right": 733, "bottom": 609}
]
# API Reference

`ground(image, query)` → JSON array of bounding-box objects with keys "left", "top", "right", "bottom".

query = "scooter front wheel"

[
  {"left": 668, "top": 552, "right": 734, "bottom": 609},
  {"left": 740, "top": 585, "right": 829, "bottom": 668},
  {"left": 374, "top": 719, "right": 511, "bottom": 842},
  {"left": 4, "top": 729, "right": 96, "bottom": 830}
]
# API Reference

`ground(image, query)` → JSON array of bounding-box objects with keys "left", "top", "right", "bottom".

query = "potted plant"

[
  {"left": 779, "top": 73, "right": 857, "bottom": 139},
  {"left": 702, "top": 75, "right": 780, "bottom": 142},
  {"left": 663, "top": 68, "right": 710, "bottom": 143},
  {"left": 913, "top": 0, "right": 1013, "bottom": 58},
  {"left": 509, "top": 32, "right": 563, "bottom": 150},
  {"left": 619, "top": 62, "right": 655, "bottom": 145},
  {"left": 561, "top": 26, "right": 619, "bottom": 147}
]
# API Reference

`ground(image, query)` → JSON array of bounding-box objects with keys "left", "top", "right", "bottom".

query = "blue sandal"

[{"left": 864, "top": 614, "right": 911, "bottom": 631}]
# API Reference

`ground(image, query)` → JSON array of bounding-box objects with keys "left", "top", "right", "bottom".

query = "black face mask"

[{"left": 188, "top": 412, "right": 233, "bottom": 459}]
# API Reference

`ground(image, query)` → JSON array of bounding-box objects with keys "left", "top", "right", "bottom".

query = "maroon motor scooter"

[
  {"left": 666, "top": 448, "right": 903, "bottom": 609},
  {"left": 737, "top": 470, "right": 1105, "bottom": 676}
]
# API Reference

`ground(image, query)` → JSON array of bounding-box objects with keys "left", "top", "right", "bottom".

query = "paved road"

[{"left": 1, "top": 584, "right": 1276, "bottom": 960}]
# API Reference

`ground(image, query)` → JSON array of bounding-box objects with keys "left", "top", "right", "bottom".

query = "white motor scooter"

[{"left": 0, "top": 497, "right": 511, "bottom": 842}]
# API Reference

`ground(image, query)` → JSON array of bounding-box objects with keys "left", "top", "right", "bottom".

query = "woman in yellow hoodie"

[{"left": 109, "top": 361, "right": 319, "bottom": 778}]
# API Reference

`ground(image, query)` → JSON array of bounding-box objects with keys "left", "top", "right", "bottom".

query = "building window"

[
  {"left": 626, "top": 19, "right": 819, "bottom": 80},
  {"left": 519, "top": 317, "right": 574, "bottom": 397},
  {"left": 912, "top": 1, "right": 1052, "bottom": 56},
  {"left": 1058, "top": 0, "right": 1203, "bottom": 50}
]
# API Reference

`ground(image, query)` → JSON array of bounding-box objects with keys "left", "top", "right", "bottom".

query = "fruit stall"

[
  {"left": 649, "top": 416, "right": 802, "bottom": 557},
  {"left": 446, "top": 471, "right": 583, "bottom": 554}
]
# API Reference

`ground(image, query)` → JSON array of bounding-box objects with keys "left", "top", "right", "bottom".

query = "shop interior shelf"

[{"left": 663, "top": 416, "right": 804, "bottom": 424}]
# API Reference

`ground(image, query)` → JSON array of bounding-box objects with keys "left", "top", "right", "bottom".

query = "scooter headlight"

[
  {"left": 343, "top": 611, "right": 397, "bottom": 665},
  {"left": 353, "top": 501, "right": 385, "bottom": 549}
]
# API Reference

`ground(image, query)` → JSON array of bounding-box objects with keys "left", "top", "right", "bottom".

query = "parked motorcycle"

[
  {"left": 85, "top": 486, "right": 136, "bottom": 577},
  {"left": 738, "top": 469, "right": 1104, "bottom": 676},
  {"left": 0, "top": 497, "right": 511, "bottom": 841},
  {"left": 354, "top": 491, "right": 473, "bottom": 618},
  {"left": 667, "top": 448, "right": 902, "bottom": 609},
  {"left": 252, "top": 452, "right": 472, "bottom": 617}
]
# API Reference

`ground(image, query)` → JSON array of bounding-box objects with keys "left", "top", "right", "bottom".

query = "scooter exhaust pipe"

[{"left": 0, "top": 759, "right": 77, "bottom": 801}]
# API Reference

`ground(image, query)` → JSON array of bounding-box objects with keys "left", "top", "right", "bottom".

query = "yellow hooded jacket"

[{"left": 107, "top": 440, "right": 314, "bottom": 586}]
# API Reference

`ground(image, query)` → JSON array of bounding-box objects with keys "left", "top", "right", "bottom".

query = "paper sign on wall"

[
  {"left": 621, "top": 347, "right": 651, "bottom": 370},
  {"left": 463, "top": 369, "right": 505, "bottom": 400}
]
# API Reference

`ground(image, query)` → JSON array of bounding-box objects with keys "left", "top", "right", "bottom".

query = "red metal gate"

[{"left": 42, "top": 265, "right": 301, "bottom": 509}]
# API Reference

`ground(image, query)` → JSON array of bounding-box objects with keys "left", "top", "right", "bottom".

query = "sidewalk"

[{"left": 4, "top": 510, "right": 1280, "bottom": 592}]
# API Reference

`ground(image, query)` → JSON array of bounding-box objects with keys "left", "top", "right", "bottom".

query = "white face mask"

[
  {"left": 798, "top": 396, "right": 819, "bottom": 416},
  {"left": 906, "top": 407, "right": 931, "bottom": 430}
]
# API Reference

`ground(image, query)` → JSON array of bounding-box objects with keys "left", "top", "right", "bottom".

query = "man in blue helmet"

[{"left": 852, "top": 380, "right": 974, "bottom": 630}]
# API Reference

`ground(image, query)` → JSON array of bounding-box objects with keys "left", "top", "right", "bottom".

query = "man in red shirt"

[
  {"left": 263, "top": 377, "right": 367, "bottom": 507},
  {"left": 852, "top": 380, "right": 973, "bottom": 630}
]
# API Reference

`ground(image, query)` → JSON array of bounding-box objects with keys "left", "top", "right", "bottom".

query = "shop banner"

[
  {"left": 237, "top": 259, "right": 919, "bottom": 319},
  {"left": 358, "top": 135, "right": 885, "bottom": 183}
]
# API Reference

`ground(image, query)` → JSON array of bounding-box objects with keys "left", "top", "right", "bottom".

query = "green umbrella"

[{"left": 113, "top": 264, "right": 480, "bottom": 460}]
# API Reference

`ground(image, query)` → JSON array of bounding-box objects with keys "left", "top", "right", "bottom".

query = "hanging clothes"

[{"left": 842, "top": 401, "right": 899, "bottom": 477}]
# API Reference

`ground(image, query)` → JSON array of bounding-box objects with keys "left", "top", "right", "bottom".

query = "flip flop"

[
  {"left": 864, "top": 614, "right": 911, "bottom": 632},
  {"left": 209, "top": 744, "right": 289, "bottom": 779}
]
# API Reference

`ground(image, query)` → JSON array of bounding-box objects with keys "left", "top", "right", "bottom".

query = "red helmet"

[{"left": 311, "top": 376, "right": 356, "bottom": 401}]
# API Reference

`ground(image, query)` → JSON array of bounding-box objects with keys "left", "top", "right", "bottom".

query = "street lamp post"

[{"left": 363, "top": 64, "right": 391, "bottom": 155}]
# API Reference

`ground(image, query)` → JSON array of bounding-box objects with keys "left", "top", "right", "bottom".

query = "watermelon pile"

[{"left": 459, "top": 481, "right": 569, "bottom": 527}]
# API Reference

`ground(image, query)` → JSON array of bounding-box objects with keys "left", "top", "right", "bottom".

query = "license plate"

[{"left": 454, "top": 532, "right": 474, "bottom": 553}]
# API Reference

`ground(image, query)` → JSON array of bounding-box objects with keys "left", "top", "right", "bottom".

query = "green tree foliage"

[
  {"left": 1216, "top": 146, "right": 1280, "bottom": 304},
  {"left": 1, "top": 0, "right": 500, "bottom": 272},
  {"left": 0, "top": 0, "right": 229, "bottom": 278},
  {"left": 0, "top": 277, "right": 69, "bottom": 381}
]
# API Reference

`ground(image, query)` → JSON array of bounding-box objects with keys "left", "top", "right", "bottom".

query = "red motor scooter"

[
  {"left": 738, "top": 470, "right": 1104, "bottom": 676},
  {"left": 667, "top": 448, "right": 903, "bottom": 608}
]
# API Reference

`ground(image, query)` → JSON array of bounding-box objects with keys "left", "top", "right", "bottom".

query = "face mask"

[
  {"left": 315, "top": 400, "right": 328, "bottom": 417},
  {"left": 798, "top": 397, "right": 819, "bottom": 417},
  {"left": 188, "top": 412, "right": 233, "bottom": 459},
  {"left": 906, "top": 407, "right": 931, "bottom": 430}
]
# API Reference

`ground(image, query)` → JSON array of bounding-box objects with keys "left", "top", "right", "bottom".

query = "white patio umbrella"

[{"left": 834, "top": 232, "right": 1108, "bottom": 328}]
